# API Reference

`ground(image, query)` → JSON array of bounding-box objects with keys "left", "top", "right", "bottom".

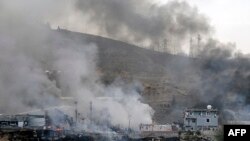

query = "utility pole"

[
  {"left": 190, "top": 37, "right": 193, "bottom": 57},
  {"left": 90, "top": 101, "right": 93, "bottom": 125},
  {"left": 128, "top": 114, "right": 131, "bottom": 133},
  {"left": 74, "top": 101, "right": 78, "bottom": 124},
  {"left": 197, "top": 34, "right": 201, "bottom": 50},
  {"left": 197, "top": 34, "right": 201, "bottom": 47},
  {"left": 163, "top": 38, "right": 168, "bottom": 53}
]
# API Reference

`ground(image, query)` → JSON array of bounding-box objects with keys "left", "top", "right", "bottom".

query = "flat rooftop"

[{"left": 185, "top": 109, "right": 218, "bottom": 112}]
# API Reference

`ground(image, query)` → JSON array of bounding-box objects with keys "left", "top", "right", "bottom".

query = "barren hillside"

[{"left": 54, "top": 29, "right": 250, "bottom": 123}]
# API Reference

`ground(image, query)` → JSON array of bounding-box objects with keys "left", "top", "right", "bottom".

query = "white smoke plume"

[
  {"left": 1, "top": 0, "right": 248, "bottom": 130},
  {"left": 0, "top": 0, "right": 153, "bottom": 130}
]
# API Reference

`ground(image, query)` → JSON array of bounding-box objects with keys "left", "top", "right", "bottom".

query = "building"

[
  {"left": 139, "top": 124, "right": 173, "bottom": 132},
  {"left": 0, "top": 109, "right": 74, "bottom": 140},
  {"left": 138, "top": 124, "right": 179, "bottom": 139},
  {"left": 183, "top": 105, "right": 218, "bottom": 131}
]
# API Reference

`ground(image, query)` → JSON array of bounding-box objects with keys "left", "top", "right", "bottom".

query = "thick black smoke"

[
  {"left": 72, "top": 0, "right": 250, "bottom": 123},
  {"left": 75, "top": 0, "right": 210, "bottom": 48},
  {"left": 1, "top": 0, "right": 249, "bottom": 125},
  {"left": 165, "top": 38, "right": 250, "bottom": 122}
]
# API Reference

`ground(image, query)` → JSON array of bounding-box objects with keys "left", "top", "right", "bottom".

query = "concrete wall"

[{"left": 184, "top": 110, "right": 218, "bottom": 131}]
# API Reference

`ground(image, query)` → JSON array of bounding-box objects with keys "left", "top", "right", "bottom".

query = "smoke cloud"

[
  {"left": 75, "top": 0, "right": 210, "bottom": 47},
  {"left": 51, "top": 0, "right": 250, "bottom": 124},
  {"left": 1, "top": 0, "right": 250, "bottom": 130},
  {"left": 163, "top": 37, "right": 250, "bottom": 123},
  {"left": 43, "top": 0, "right": 211, "bottom": 51},
  {"left": 0, "top": 0, "right": 153, "bottom": 130}
]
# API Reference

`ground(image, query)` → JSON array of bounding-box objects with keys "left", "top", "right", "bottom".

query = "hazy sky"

[{"left": 158, "top": 0, "right": 250, "bottom": 53}]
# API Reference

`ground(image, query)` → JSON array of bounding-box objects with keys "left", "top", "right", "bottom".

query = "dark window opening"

[{"left": 207, "top": 119, "right": 210, "bottom": 122}]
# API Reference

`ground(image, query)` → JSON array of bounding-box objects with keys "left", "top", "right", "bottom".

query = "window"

[
  {"left": 192, "top": 119, "right": 196, "bottom": 123},
  {"left": 207, "top": 119, "right": 210, "bottom": 122}
]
